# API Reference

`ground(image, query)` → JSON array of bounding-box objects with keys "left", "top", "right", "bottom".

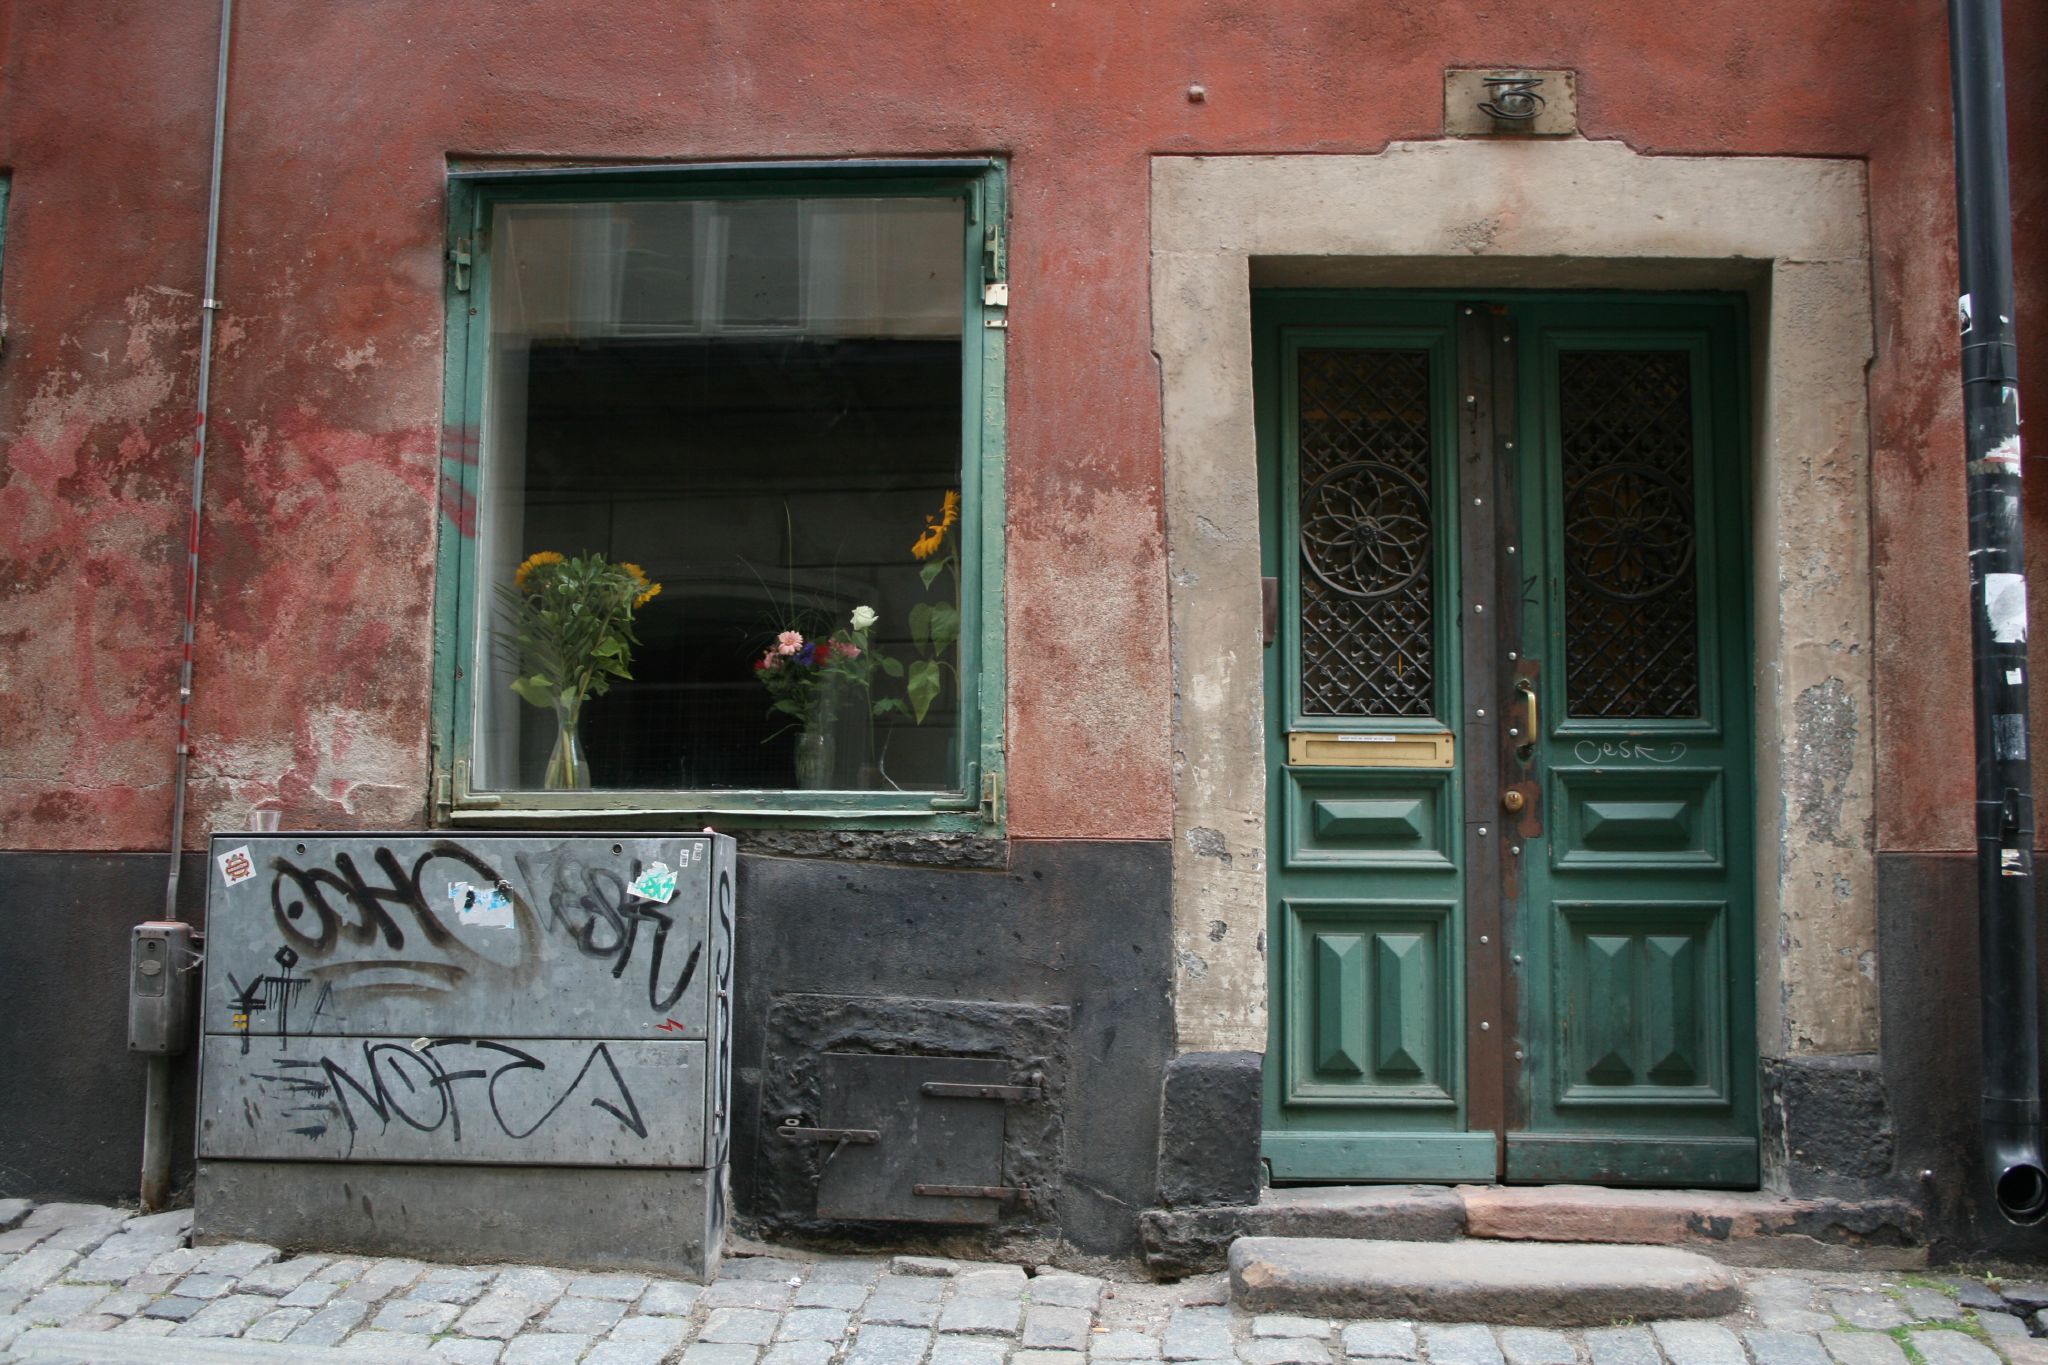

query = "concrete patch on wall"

[{"left": 1152, "top": 139, "right": 1877, "bottom": 1065}]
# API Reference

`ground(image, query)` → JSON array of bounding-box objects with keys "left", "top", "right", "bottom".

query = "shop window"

[{"left": 434, "top": 162, "right": 1006, "bottom": 826}]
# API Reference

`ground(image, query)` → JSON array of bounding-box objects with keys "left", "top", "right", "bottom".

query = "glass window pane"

[{"left": 473, "top": 194, "right": 967, "bottom": 793}]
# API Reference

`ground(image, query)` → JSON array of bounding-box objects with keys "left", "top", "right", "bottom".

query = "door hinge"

[
  {"left": 922, "top": 1077, "right": 1043, "bottom": 1102},
  {"left": 430, "top": 748, "right": 452, "bottom": 825},
  {"left": 983, "top": 221, "right": 1006, "bottom": 285},
  {"left": 449, "top": 236, "right": 472, "bottom": 293}
]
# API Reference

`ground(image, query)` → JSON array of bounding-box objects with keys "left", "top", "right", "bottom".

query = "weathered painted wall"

[{"left": 0, "top": 0, "right": 2040, "bottom": 858}]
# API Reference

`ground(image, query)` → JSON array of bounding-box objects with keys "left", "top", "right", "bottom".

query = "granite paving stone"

[
  {"left": 1031, "top": 1275, "right": 1109, "bottom": 1311},
  {"left": 1095, "top": 1330, "right": 1167, "bottom": 1360},
  {"left": 1651, "top": 1323, "right": 1746, "bottom": 1365},
  {"left": 798, "top": 1280, "right": 872, "bottom": 1309},
  {"left": 573, "top": 1272, "right": 654, "bottom": 1302},
  {"left": 376, "top": 1296, "right": 465, "bottom": 1333},
  {"left": 586, "top": 1342, "right": 676, "bottom": 1365},
  {"left": 710, "top": 1277, "right": 800, "bottom": 1310},
  {"left": 17, "top": 1284, "right": 104, "bottom": 1326},
  {"left": 1341, "top": 1322, "right": 1418, "bottom": 1360},
  {"left": 244, "top": 1306, "right": 314, "bottom": 1341},
  {"left": 1975, "top": 1312, "right": 2028, "bottom": 1339},
  {"left": 288, "top": 1298, "right": 371, "bottom": 1346},
  {"left": 172, "top": 1292, "right": 273, "bottom": 1337},
  {"left": 0, "top": 1200, "right": 33, "bottom": 1232},
  {"left": 1499, "top": 1328, "right": 1576, "bottom": 1365},
  {"left": 279, "top": 1279, "right": 340, "bottom": 1309},
  {"left": 504, "top": 1334, "right": 599, "bottom": 1365},
  {"left": 1584, "top": 1326, "right": 1662, "bottom": 1365},
  {"left": 62, "top": 1311, "right": 126, "bottom": 1331},
  {"left": 809, "top": 1260, "right": 890, "bottom": 1285},
  {"left": 1910, "top": 1331, "right": 2002, "bottom": 1365},
  {"left": 497, "top": 1268, "right": 570, "bottom": 1304},
  {"left": 1016, "top": 1352, "right": 1089, "bottom": 1365},
  {"left": 314, "top": 1257, "right": 369, "bottom": 1283},
  {"left": 145, "top": 1248, "right": 202, "bottom": 1277},
  {"left": 1754, "top": 1308, "right": 1839, "bottom": 1334},
  {"left": 688, "top": 1346, "right": 766, "bottom": 1365},
  {"left": 956, "top": 1265, "right": 1030, "bottom": 1296},
  {"left": 941, "top": 1295, "right": 1024, "bottom": 1336},
  {"left": 432, "top": 1339, "right": 507, "bottom": 1364},
  {"left": 613, "top": 1313, "right": 691, "bottom": 1345},
  {"left": 170, "top": 1271, "right": 238, "bottom": 1300},
  {"left": 848, "top": 1324, "right": 938, "bottom": 1365},
  {"left": 1256, "top": 1317, "right": 1333, "bottom": 1340},
  {"left": 198, "top": 1241, "right": 281, "bottom": 1277},
  {"left": 237, "top": 1254, "right": 330, "bottom": 1296},
  {"left": 1902, "top": 1289, "right": 1962, "bottom": 1321},
  {"left": 723, "top": 1258, "right": 806, "bottom": 1282},
  {"left": 543, "top": 1293, "right": 631, "bottom": 1335},
  {"left": 1238, "top": 1340, "right": 1334, "bottom": 1365},
  {"left": 139, "top": 1295, "right": 203, "bottom": 1321},
  {"left": 1422, "top": 1326, "right": 1505, "bottom": 1365},
  {"left": 116, "top": 1316, "right": 180, "bottom": 1336},
  {"left": 1028, "top": 1304, "right": 1097, "bottom": 1351},
  {"left": 412, "top": 1267, "right": 498, "bottom": 1305},
  {"left": 340, "top": 1329, "right": 428, "bottom": 1354},
  {"left": 1828, "top": 1294, "right": 1910, "bottom": 1330},
  {"left": 877, "top": 1275, "right": 950, "bottom": 1303},
  {"left": 934, "top": 1337, "right": 1013, "bottom": 1365},
  {"left": 1820, "top": 1332, "right": 1909, "bottom": 1365},
  {"left": 0, "top": 1249, "right": 79, "bottom": 1298},
  {"left": 343, "top": 1256, "right": 427, "bottom": 1302},
  {"left": 866, "top": 1295, "right": 943, "bottom": 1327},
  {"left": 2001, "top": 1282, "right": 2048, "bottom": 1313},
  {"left": 779, "top": 1307, "right": 853, "bottom": 1342},
  {"left": 1944, "top": 1281, "right": 2007, "bottom": 1313},
  {"left": 1743, "top": 1329, "right": 1831, "bottom": 1365},
  {"left": 92, "top": 1288, "right": 151, "bottom": 1318},
  {"left": 704, "top": 1306, "right": 787, "bottom": 1345},
  {"left": 641, "top": 1280, "right": 705, "bottom": 1315},
  {"left": 766, "top": 1341, "right": 842, "bottom": 1365}
]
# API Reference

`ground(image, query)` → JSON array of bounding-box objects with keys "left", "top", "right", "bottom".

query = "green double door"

[{"left": 1256, "top": 294, "right": 1758, "bottom": 1186}]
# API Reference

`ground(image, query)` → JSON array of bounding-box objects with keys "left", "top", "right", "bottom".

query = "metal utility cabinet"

[{"left": 193, "top": 832, "right": 736, "bottom": 1279}]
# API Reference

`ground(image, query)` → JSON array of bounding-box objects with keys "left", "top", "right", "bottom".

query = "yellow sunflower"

[
  {"left": 911, "top": 489, "right": 962, "bottom": 560},
  {"left": 513, "top": 550, "right": 565, "bottom": 591},
  {"left": 621, "top": 562, "right": 663, "bottom": 609}
]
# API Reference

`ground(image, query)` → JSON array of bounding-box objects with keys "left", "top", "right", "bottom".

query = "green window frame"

[{"left": 430, "top": 159, "right": 1007, "bottom": 830}]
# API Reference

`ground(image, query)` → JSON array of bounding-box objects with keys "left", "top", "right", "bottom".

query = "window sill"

[{"left": 442, "top": 788, "right": 994, "bottom": 834}]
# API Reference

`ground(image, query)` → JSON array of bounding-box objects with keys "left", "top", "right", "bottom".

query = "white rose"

[{"left": 850, "top": 605, "right": 878, "bottom": 631}]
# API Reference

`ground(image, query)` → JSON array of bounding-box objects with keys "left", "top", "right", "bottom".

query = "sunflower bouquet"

[{"left": 496, "top": 551, "right": 661, "bottom": 788}]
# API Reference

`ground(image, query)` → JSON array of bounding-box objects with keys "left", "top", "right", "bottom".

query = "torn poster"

[{"left": 1987, "top": 572, "right": 2029, "bottom": 644}]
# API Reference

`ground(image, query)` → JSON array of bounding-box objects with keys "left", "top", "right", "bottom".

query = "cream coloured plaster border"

[{"left": 1155, "top": 139, "right": 1877, "bottom": 1065}]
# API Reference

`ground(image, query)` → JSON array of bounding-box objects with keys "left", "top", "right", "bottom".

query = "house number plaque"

[{"left": 1444, "top": 69, "right": 1578, "bottom": 137}]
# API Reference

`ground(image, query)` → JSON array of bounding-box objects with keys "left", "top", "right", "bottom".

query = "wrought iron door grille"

[
  {"left": 1558, "top": 349, "right": 1702, "bottom": 719},
  {"left": 1297, "top": 348, "right": 1435, "bottom": 717}
]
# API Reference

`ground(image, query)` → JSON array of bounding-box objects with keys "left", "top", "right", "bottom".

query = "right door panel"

[{"left": 1504, "top": 300, "right": 1758, "bottom": 1185}]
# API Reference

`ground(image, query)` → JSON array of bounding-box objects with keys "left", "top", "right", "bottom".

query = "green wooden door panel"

[{"left": 1257, "top": 291, "right": 1757, "bottom": 1188}]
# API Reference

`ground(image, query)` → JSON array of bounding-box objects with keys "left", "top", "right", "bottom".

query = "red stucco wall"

[{"left": 0, "top": 0, "right": 2039, "bottom": 852}]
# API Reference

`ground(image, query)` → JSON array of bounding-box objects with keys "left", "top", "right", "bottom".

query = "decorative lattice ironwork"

[
  {"left": 1559, "top": 350, "right": 1702, "bottom": 718},
  {"left": 1297, "top": 349, "right": 1435, "bottom": 717}
]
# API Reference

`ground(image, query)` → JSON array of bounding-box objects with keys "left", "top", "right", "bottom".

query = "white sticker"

[
  {"left": 629, "top": 861, "right": 678, "bottom": 904},
  {"left": 448, "top": 881, "right": 513, "bottom": 927},
  {"left": 2008, "top": 668, "right": 2025, "bottom": 686},
  {"left": 1988, "top": 572, "right": 2029, "bottom": 644},
  {"left": 217, "top": 844, "right": 257, "bottom": 887}
]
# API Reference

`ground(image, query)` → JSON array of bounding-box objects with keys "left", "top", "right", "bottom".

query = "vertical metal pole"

[
  {"left": 1949, "top": 0, "right": 2048, "bottom": 1224},
  {"left": 144, "top": 0, "right": 232, "bottom": 1214},
  {"left": 140, "top": 1055, "right": 173, "bottom": 1213}
]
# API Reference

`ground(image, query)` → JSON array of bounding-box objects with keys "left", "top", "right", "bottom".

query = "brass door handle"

[{"left": 1515, "top": 678, "right": 1539, "bottom": 743}]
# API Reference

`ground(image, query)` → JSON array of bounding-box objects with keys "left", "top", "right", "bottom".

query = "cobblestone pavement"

[{"left": 3, "top": 1201, "right": 2048, "bottom": 1365}]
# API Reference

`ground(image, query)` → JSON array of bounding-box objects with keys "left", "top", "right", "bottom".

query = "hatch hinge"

[{"left": 922, "top": 1075, "right": 1041, "bottom": 1103}]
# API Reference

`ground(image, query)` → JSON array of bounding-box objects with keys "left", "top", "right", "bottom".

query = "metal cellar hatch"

[{"left": 790, "top": 1053, "right": 1039, "bottom": 1224}]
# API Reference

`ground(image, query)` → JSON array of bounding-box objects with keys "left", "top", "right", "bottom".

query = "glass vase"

[
  {"left": 543, "top": 695, "right": 591, "bottom": 790},
  {"left": 793, "top": 723, "right": 836, "bottom": 790}
]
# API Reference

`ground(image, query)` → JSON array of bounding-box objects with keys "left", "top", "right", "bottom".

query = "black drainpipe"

[{"left": 1948, "top": 0, "right": 2048, "bottom": 1225}]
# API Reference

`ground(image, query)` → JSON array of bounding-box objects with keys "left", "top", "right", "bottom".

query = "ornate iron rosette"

[
  {"left": 1562, "top": 461, "right": 1696, "bottom": 603},
  {"left": 1299, "top": 460, "right": 1432, "bottom": 600}
]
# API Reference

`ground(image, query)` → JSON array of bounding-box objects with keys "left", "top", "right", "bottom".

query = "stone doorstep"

[
  {"left": 1228, "top": 1236, "right": 1739, "bottom": 1326},
  {"left": 12, "top": 1326, "right": 440, "bottom": 1363},
  {"left": 1138, "top": 1186, "right": 1926, "bottom": 1277}
]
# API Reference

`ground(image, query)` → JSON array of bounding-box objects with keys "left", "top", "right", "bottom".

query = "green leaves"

[
  {"left": 920, "top": 555, "right": 950, "bottom": 589},
  {"left": 494, "top": 552, "right": 651, "bottom": 711},
  {"left": 906, "top": 659, "right": 943, "bottom": 724},
  {"left": 509, "top": 674, "right": 557, "bottom": 709}
]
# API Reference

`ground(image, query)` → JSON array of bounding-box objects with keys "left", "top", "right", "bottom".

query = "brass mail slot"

[{"left": 1288, "top": 731, "right": 1455, "bottom": 768}]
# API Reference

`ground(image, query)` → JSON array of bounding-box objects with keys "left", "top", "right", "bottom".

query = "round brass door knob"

[{"left": 1501, "top": 789, "right": 1526, "bottom": 813}]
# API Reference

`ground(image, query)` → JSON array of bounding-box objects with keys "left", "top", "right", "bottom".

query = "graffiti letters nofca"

[{"left": 195, "top": 833, "right": 735, "bottom": 1172}]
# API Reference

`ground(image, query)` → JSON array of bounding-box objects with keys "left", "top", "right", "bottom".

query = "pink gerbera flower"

[{"left": 776, "top": 631, "right": 803, "bottom": 656}]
